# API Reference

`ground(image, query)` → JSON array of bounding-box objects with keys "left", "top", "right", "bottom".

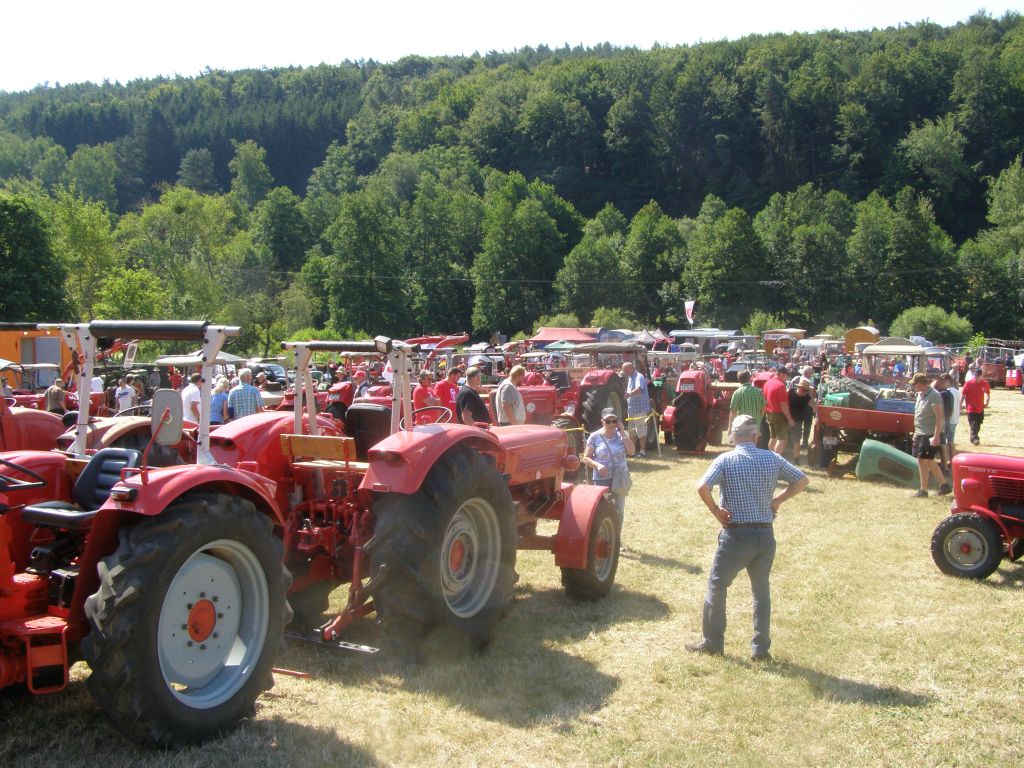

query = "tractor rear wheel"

[
  {"left": 931, "top": 513, "right": 1003, "bottom": 579},
  {"left": 581, "top": 381, "right": 627, "bottom": 433},
  {"left": 371, "top": 446, "right": 516, "bottom": 658},
  {"left": 82, "top": 494, "right": 290, "bottom": 745},
  {"left": 552, "top": 416, "right": 584, "bottom": 481},
  {"left": 561, "top": 497, "right": 619, "bottom": 600},
  {"left": 672, "top": 396, "right": 704, "bottom": 451}
]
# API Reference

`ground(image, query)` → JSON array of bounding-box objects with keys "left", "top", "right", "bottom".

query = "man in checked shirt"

[{"left": 686, "top": 414, "right": 808, "bottom": 662}]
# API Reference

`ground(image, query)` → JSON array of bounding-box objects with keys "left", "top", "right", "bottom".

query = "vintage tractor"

[
  {"left": 660, "top": 367, "right": 733, "bottom": 452},
  {"left": 931, "top": 452, "right": 1024, "bottom": 579},
  {"left": 0, "top": 322, "right": 618, "bottom": 747},
  {"left": 1, "top": 394, "right": 66, "bottom": 452},
  {"left": 569, "top": 342, "right": 660, "bottom": 452}
]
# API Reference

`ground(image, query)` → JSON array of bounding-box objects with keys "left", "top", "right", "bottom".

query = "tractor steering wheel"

[
  {"left": 0, "top": 456, "right": 49, "bottom": 493},
  {"left": 400, "top": 405, "right": 453, "bottom": 429},
  {"left": 113, "top": 405, "right": 153, "bottom": 418}
]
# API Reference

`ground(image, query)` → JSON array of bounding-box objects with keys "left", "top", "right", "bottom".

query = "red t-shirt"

[
  {"left": 433, "top": 378, "right": 459, "bottom": 414},
  {"left": 763, "top": 377, "right": 789, "bottom": 413},
  {"left": 960, "top": 377, "right": 990, "bottom": 413}
]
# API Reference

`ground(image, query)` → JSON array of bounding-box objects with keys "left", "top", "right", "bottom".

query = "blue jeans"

[{"left": 702, "top": 527, "right": 777, "bottom": 654}]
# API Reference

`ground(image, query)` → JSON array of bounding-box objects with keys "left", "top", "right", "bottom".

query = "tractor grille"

[{"left": 991, "top": 476, "right": 1024, "bottom": 503}]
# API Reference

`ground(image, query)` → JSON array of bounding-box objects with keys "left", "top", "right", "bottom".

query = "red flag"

[{"left": 684, "top": 300, "right": 695, "bottom": 325}]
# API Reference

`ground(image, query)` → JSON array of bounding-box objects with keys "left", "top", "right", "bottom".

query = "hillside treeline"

[{"left": 1, "top": 13, "right": 1023, "bottom": 347}]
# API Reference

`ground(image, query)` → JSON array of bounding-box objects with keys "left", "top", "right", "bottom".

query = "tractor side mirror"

[{"left": 150, "top": 389, "right": 183, "bottom": 446}]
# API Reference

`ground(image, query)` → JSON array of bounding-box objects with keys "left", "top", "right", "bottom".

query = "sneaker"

[
  {"left": 937, "top": 483, "right": 952, "bottom": 496},
  {"left": 910, "top": 489, "right": 928, "bottom": 498},
  {"left": 685, "top": 641, "right": 723, "bottom": 657},
  {"left": 751, "top": 651, "right": 774, "bottom": 663},
  {"left": 637, "top": 451, "right": 646, "bottom": 458}
]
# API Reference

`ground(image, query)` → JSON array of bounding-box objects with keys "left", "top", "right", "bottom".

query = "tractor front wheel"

[
  {"left": 82, "top": 494, "right": 290, "bottom": 745},
  {"left": 931, "top": 513, "right": 1003, "bottom": 579},
  {"left": 371, "top": 446, "right": 516, "bottom": 658},
  {"left": 561, "top": 497, "right": 619, "bottom": 600}
]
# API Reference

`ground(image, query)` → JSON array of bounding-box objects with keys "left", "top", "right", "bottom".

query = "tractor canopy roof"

[{"left": 571, "top": 342, "right": 647, "bottom": 355}]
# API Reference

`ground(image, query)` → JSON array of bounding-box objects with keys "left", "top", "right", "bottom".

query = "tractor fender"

[
  {"left": 966, "top": 504, "right": 1015, "bottom": 558},
  {"left": 553, "top": 483, "right": 609, "bottom": 569},
  {"left": 103, "top": 463, "right": 283, "bottom": 527},
  {"left": 360, "top": 424, "right": 507, "bottom": 495},
  {"left": 661, "top": 405, "right": 675, "bottom": 432},
  {"left": 579, "top": 369, "right": 619, "bottom": 389}
]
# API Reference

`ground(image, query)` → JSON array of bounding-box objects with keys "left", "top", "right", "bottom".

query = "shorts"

[
  {"left": 945, "top": 422, "right": 957, "bottom": 445},
  {"left": 766, "top": 412, "right": 790, "bottom": 439},
  {"left": 912, "top": 434, "right": 938, "bottom": 460}
]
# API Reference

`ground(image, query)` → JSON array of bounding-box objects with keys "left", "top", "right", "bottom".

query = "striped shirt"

[
  {"left": 729, "top": 383, "right": 765, "bottom": 421},
  {"left": 625, "top": 372, "right": 651, "bottom": 416},
  {"left": 701, "top": 443, "right": 805, "bottom": 524},
  {"left": 228, "top": 382, "right": 263, "bottom": 419}
]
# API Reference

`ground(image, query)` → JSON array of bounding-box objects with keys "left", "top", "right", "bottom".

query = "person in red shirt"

[
  {"left": 960, "top": 365, "right": 991, "bottom": 445},
  {"left": 168, "top": 366, "right": 182, "bottom": 390},
  {"left": 433, "top": 367, "right": 462, "bottom": 419},
  {"left": 413, "top": 369, "right": 441, "bottom": 424},
  {"left": 762, "top": 368, "right": 795, "bottom": 455}
]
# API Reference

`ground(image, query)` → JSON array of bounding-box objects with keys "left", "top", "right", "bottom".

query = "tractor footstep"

[{"left": 285, "top": 630, "right": 380, "bottom": 654}]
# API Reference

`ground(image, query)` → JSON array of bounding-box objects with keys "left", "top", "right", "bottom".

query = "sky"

[{"left": 1, "top": 1, "right": 1017, "bottom": 93}]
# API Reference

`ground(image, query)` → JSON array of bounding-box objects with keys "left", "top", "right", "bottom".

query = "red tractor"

[
  {"left": 661, "top": 368, "right": 734, "bottom": 452},
  {"left": 931, "top": 451, "right": 1024, "bottom": 579},
  {"left": 1, "top": 321, "right": 619, "bottom": 746}
]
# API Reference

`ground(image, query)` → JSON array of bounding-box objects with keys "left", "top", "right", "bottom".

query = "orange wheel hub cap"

[{"left": 187, "top": 598, "right": 217, "bottom": 642}]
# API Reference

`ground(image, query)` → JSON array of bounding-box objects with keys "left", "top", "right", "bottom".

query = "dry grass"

[{"left": 3, "top": 391, "right": 1024, "bottom": 767}]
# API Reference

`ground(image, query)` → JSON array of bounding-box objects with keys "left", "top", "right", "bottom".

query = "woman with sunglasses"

[{"left": 582, "top": 406, "right": 635, "bottom": 525}]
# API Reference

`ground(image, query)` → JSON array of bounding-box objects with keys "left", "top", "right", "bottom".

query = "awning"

[{"left": 527, "top": 327, "right": 596, "bottom": 344}]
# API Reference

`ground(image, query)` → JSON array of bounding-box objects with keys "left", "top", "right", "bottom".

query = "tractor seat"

[{"left": 20, "top": 447, "right": 141, "bottom": 530}]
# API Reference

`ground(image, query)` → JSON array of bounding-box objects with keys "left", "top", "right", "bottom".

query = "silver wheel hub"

[
  {"left": 945, "top": 527, "right": 988, "bottom": 568},
  {"left": 157, "top": 539, "right": 269, "bottom": 708},
  {"left": 440, "top": 498, "right": 501, "bottom": 619}
]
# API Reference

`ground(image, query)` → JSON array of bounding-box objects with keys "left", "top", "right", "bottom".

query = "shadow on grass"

[
  {"left": 757, "top": 659, "right": 933, "bottom": 707},
  {"left": 292, "top": 587, "right": 669, "bottom": 728},
  {"left": 0, "top": 681, "right": 383, "bottom": 767},
  {"left": 985, "top": 561, "right": 1024, "bottom": 589},
  {"left": 620, "top": 549, "right": 703, "bottom": 574}
]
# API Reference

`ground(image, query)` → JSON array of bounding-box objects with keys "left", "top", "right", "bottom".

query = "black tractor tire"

[
  {"left": 580, "top": 380, "right": 627, "bottom": 434},
  {"left": 286, "top": 581, "right": 339, "bottom": 629},
  {"left": 82, "top": 494, "right": 290, "bottom": 746},
  {"left": 672, "top": 396, "right": 705, "bottom": 452},
  {"left": 561, "top": 497, "right": 620, "bottom": 601},
  {"left": 370, "top": 446, "right": 517, "bottom": 659},
  {"left": 931, "top": 513, "right": 1004, "bottom": 580},
  {"left": 552, "top": 416, "right": 585, "bottom": 481}
]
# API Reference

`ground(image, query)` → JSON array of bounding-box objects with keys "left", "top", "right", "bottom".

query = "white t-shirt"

[
  {"left": 947, "top": 387, "right": 960, "bottom": 425},
  {"left": 181, "top": 383, "right": 201, "bottom": 420},
  {"left": 114, "top": 385, "right": 136, "bottom": 412},
  {"left": 91, "top": 375, "right": 104, "bottom": 393},
  {"left": 496, "top": 378, "right": 526, "bottom": 425}
]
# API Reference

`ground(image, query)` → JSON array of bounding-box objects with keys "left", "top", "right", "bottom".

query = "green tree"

[
  {"left": 533, "top": 312, "right": 581, "bottom": 333},
  {"left": 66, "top": 144, "right": 118, "bottom": 211},
  {"left": 93, "top": 268, "right": 169, "bottom": 319},
  {"left": 324, "top": 188, "right": 410, "bottom": 335},
  {"left": 251, "top": 187, "right": 309, "bottom": 274},
  {"left": 228, "top": 140, "right": 273, "bottom": 209},
  {"left": 889, "top": 305, "right": 973, "bottom": 343},
  {"left": 620, "top": 201, "right": 685, "bottom": 325},
  {"left": 471, "top": 174, "right": 563, "bottom": 334},
  {"left": 554, "top": 203, "right": 627, "bottom": 321},
  {"left": 743, "top": 310, "right": 787, "bottom": 337},
  {"left": 590, "top": 306, "right": 639, "bottom": 329},
  {"left": 177, "top": 148, "right": 218, "bottom": 193},
  {"left": 50, "top": 187, "right": 119, "bottom": 320},
  {"left": 0, "top": 193, "right": 70, "bottom": 321}
]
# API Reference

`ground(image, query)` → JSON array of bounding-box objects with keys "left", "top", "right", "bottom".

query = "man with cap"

[
  {"left": 353, "top": 369, "right": 371, "bottom": 398},
  {"left": 581, "top": 405, "right": 635, "bottom": 523},
  {"left": 910, "top": 372, "right": 948, "bottom": 497},
  {"left": 686, "top": 414, "right": 808, "bottom": 661},
  {"left": 959, "top": 364, "right": 990, "bottom": 446}
]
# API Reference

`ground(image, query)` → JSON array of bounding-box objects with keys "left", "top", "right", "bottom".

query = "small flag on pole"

[{"left": 684, "top": 300, "right": 696, "bottom": 326}]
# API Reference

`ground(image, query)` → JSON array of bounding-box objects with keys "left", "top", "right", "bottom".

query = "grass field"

[{"left": 3, "top": 390, "right": 1024, "bottom": 767}]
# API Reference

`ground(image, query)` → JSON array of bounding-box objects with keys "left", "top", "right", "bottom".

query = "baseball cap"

[
  {"left": 729, "top": 414, "right": 759, "bottom": 437},
  {"left": 600, "top": 407, "right": 618, "bottom": 421},
  {"left": 796, "top": 377, "right": 812, "bottom": 388},
  {"left": 354, "top": 370, "right": 366, "bottom": 379}
]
